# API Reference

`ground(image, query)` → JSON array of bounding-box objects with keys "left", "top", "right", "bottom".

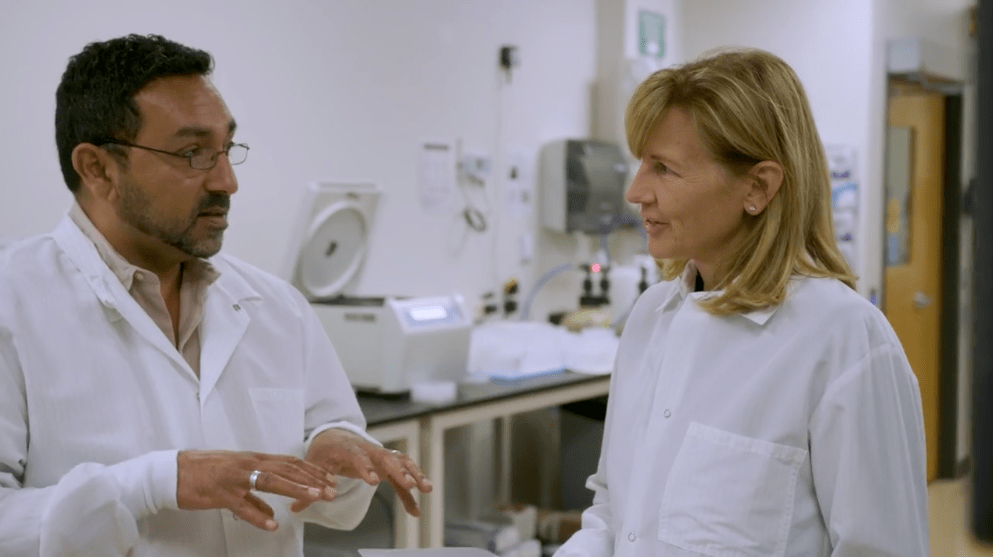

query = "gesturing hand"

[
  {"left": 176, "top": 450, "right": 337, "bottom": 531},
  {"left": 293, "top": 429, "right": 433, "bottom": 516}
]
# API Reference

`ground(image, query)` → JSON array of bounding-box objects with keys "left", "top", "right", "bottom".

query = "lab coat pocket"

[
  {"left": 657, "top": 422, "right": 807, "bottom": 557},
  {"left": 249, "top": 388, "right": 305, "bottom": 456}
]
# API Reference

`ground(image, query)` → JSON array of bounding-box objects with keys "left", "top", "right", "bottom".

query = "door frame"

[
  {"left": 941, "top": 92, "right": 965, "bottom": 479},
  {"left": 882, "top": 75, "right": 965, "bottom": 480}
]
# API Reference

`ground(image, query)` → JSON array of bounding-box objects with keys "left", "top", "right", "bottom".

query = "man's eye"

[{"left": 179, "top": 147, "right": 201, "bottom": 158}]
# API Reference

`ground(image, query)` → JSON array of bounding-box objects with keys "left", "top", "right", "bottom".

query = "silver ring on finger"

[{"left": 248, "top": 469, "right": 262, "bottom": 491}]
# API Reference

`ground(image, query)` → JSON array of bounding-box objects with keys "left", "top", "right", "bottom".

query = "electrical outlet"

[{"left": 520, "top": 232, "right": 533, "bottom": 263}]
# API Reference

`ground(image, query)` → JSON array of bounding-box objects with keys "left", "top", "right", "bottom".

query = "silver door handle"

[{"left": 914, "top": 292, "right": 933, "bottom": 309}]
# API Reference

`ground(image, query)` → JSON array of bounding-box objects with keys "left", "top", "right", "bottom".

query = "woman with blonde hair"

[{"left": 554, "top": 48, "right": 928, "bottom": 557}]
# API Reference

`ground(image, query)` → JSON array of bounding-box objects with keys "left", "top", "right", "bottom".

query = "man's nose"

[{"left": 206, "top": 154, "right": 238, "bottom": 195}]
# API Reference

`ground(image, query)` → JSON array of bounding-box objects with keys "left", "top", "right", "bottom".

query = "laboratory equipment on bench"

[
  {"left": 521, "top": 255, "right": 656, "bottom": 332},
  {"left": 561, "top": 263, "right": 612, "bottom": 333},
  {"left": 315, "top": 294, "right": 470, "bottom": 395},
  {"left": 284, "top": 182, "right": 471, "bottom": 395},
  {"left": 539, "top": 139, "right": 631, "bottom": 234}
]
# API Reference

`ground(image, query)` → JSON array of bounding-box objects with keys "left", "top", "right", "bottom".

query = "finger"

[
  {"left": 290, "top": 498, "right": 314, "bottom": 513},
  {"left": 288, "top": 456, "right": 341, "bottom": 488},
  {"left": 245, "top": 492, "right": 276, "bottom": 518},
  {"left": 338, "top": 449, "right": 379, "bottom": 485},
  {"left": 258, "top": 455, "right": 338, "bottom": 490},
  {"left": 391, "top": 453, "right": 433, "bottom": 493},
  {"left": 377, "top": 451, "right": 417, "bottom": 491},
  {"left": 255, "top": 453, "right": 338, "bottom": 488},
  {"left": 268, "top": 461, "right": 337, "bottom": 500},
  {"left": 289, "top": 483, "right": 336, "bottom": 513},
  {"left": 388, "top": 477, "right": 421, "bottom": 517},
  {"left": 301, "top": 460, "right": 341, "bottom": 488},
  {"left": 253, "top": 470, "right": 326, "bottom": 502},
  {"left": 230, "top": 495, "right": 279, "bottom": 531},
  {"left": 403, "top": 464, "right": 433, "bottom": 493}
]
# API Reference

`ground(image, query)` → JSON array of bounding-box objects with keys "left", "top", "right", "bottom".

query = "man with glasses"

[{"left": 0, "top": 34, "right": 431, "bottom": 557}]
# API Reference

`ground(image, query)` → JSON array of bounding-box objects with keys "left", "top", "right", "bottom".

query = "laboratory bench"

[{"left": 358, "top": 371, "right": 611, "bottom": 549}]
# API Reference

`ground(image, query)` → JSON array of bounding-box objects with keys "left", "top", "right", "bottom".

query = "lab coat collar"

[
  {"left": 656, "top": 261, "right": 781, "bottom": 326},
  {"left": 52, "top": 214, "right": 117, "bottom": 306},
  {"left": 734, "top": 303, "right": 779, "bottom": 326},
  {"left": 52, "top": 214, "right": 264, "bottom": 391},
  {"left": 206, "top": 255, "right": 263, "bottom": 305},
  {"left": 197, "top": 262, "right": 259, "bottom": 400},
  {"left": 52, "top": 212, "right": 262, "bottom": 304},
  {"left": 52, "top": 214, "right": 196, "bottom": 376}
]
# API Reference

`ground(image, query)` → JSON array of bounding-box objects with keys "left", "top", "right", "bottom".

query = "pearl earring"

[{"left": 748, "top": 205, "right": 757, "bottom": 213}]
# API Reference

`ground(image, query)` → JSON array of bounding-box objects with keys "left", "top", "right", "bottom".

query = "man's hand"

[
  {"left": 176, "top": 450, "right": 337, "bottom": 531},
  {"left": 293, "top": 429, "right": 433, "bottom": 516}
]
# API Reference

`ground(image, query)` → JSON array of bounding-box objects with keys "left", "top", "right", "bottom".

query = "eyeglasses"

[{"left": 99, "top": 140, "right": 249, "bottom": 170}]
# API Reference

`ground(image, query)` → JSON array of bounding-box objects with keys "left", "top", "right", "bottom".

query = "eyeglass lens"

[{"left": 192, "top": 144, "right": 248, "bottom": 169}]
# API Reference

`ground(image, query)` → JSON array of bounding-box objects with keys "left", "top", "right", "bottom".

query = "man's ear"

[
  {"left": 743, "top": 160, "right": 784, "bottom": 215},
  {"left": 71, "top": 143, "right": 121, "bottom": 201}
]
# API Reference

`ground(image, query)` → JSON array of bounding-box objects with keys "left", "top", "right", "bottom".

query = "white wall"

[
  {"left": 0, "top": 0, "right": 598, "bottom": 316},
  {"left": 683, "top": 0, "right": 879, "bottom": 297}
]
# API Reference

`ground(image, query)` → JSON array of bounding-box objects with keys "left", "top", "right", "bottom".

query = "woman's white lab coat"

[{"left": 554, "top": 266, "right": 929, "bottom": 557}]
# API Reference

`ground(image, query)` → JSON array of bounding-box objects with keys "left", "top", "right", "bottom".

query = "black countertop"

[{"left": 357, "top": 371, "right": 609, "bottom": 427}]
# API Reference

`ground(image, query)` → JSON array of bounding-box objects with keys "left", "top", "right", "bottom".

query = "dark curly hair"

[{"left": 55, "top": 34, "right": 213, "bottom": 193}]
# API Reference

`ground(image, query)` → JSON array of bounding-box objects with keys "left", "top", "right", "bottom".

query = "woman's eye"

[{"left": 654, "top": 162, "right": 669, "bottom": 175}]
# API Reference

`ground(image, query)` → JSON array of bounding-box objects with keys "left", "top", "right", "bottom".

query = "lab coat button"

[
  {"left": 233, "top": 303, "right": 241, "bottom": 311},
  {"left": 628, "top": 532, "right": 636, "bottom": 542},
  {"left": 664, "top": 409, "right": 671, "bottom": 418}
]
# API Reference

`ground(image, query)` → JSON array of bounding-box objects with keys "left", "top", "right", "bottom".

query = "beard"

[{"left": 115, "top": 177, "right": 229, "bottom": 259}]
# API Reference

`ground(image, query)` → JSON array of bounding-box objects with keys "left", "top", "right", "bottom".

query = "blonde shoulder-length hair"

[{"left": 625, "top": 47, "right": 856, "bottom": 315}]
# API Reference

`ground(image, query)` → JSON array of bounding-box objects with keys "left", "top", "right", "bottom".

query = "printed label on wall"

[
  {"left": 418, "top": 138, "right": 456, "bottom": 215},
  {"left": 826, "top": 144, "right": 860, "bottom": 274}
]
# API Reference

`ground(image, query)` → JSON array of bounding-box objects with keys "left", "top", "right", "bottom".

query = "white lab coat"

[
  {"left": 0, "top": 215, "right": 376, "bottom": 557},
  {"left": 555, "top": 266, "right": 929, "bottom": 557}
]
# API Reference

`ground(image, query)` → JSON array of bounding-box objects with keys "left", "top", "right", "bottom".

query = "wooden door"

[{"left": 884, "top": 83, "right": 945, "bottom": 482}]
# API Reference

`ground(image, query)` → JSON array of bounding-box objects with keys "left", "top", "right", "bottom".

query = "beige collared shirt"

[{"left": 69, "top": 203, "right": 219, "bottom": 376}]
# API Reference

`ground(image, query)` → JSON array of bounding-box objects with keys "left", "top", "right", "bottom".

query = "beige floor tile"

[{"left": 930, "top": 478, "right": 993, "bottom": 557}]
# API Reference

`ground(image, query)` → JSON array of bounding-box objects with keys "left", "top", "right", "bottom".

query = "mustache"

[{"left": 196, "top": 194, "right": 230, "bottom": 214}]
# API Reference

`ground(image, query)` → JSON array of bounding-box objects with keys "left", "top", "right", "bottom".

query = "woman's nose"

[{"left": 625, "top": 169, "right": 651, "bottom": 205}]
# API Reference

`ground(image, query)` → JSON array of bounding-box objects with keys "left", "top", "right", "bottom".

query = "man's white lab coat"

[
  {"left": 554, "top": 266, "right": 929, "bottom": 557},
  {"left": 0, "top": 215, "right": 376, "bottom": 556}
]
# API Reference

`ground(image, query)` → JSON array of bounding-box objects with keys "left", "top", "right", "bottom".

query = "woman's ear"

[
  {"left": 743, "top": 160, "right": 784, "bottom": 215},
  {"left": 71, "top": 143, "right": 121, "bottom": 201}
]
